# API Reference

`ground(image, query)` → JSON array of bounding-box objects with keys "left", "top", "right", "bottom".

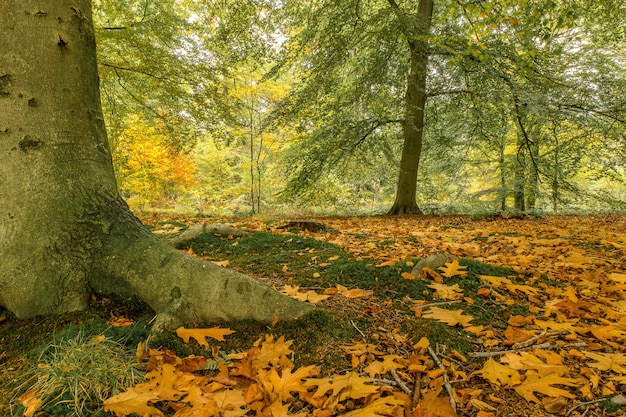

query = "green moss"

[
  {"left": 401, "top": 318, "right": 473, "bottom": 355},
  {"left": 149, "top": 309, "right": 356, "bottom": 372}
]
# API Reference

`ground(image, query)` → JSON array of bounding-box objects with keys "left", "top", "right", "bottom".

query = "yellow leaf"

[
  {"left": 107, "top": 316, "right": 134, "bottom": 327},
  {"left": 423, "top": 306, "right": 475, "bottom": 328},
  {"left": 428, "top": 283, "right": 464, "bottom": 300},
  {"left": 583, "top": 351, "right": 626, "bottom": 374},
  {"left": 103, "top": 387, "right": 163, "bottom": 417},
  {"left": 401, "top": 271, "right": 416, "bottom": 280},
  {"left": 259, "top": 365, "right": 319, "bottom": 402},
  {"left": 543, "top": 396, "right": 569, "bottom": 414},
  {"left": 18, "top": 390, "right": 42, "bottom": 417},
  {"left": 176, "top": 327, "right": 236, "bottom": 345},
  {"left": 306, "top": 291, "right": 331, "bottom": 303},
  {"left": 414, "top": 337, "right": 430, "bottom": 350},
  {"left": 414, "top": 388, "right": 458, "bottom": 417},
  {"left": 340, "top": 288, "right": 373, "bottom": 299},
  {"left": 468, "top": 398, "right": 496, "bottom": 411},
  {"left": 438, "top": 259, "right": 467, "bottom": 278},
  {"left": 212, "top": 259, "right": 230, "bottom": 267},
  {"left": 473, "top": 357, "right": 520, "bottom": 387},
  {"left": 513, "top": 372, "right": 579, "bottom": 403},
  {"left": 342, "top": 395, "right": 408, "bottom": 417},
  {"left": 363, "top": 355, "right": 406, "bottom": 377},
  {"left": 282, "top": 264, "right": 289, "bottom": 272}
]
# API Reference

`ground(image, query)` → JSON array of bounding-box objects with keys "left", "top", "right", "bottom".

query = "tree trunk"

[
  {"left": 387, "top": 0, "right": 433, "bottom": 215},
  {"left": 526, "top": 139, "right": 539, "bottom": 210},
  {"left": 0, "top": 0, "right": 311, "bottom": 327},
  {"left": 513, "top": 132, "right": 527, "bottom": 212}
]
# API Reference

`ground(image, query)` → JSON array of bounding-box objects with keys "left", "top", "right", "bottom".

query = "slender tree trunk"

[
  {"left": 526, "top": 139, "right": 539, "bottom": 210},
  {"left": 513, "top": 132, "right": 527, "bottom": 212},
  {"left": 0, "top": 0, "right": 311, "bottom": 326},
  {"left": 387, "top": 0, "right": 433, "bottom": 215},
  {"left": 499, "top": 140, "right": 507, "bottom": 211}
]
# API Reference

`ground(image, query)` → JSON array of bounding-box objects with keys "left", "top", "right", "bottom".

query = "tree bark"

[
  {"left": 0, "top": 0, "right": 312, "bottom": 326},
  {"left": 387, "top": 0, "right": 433, "bottom": 215}
]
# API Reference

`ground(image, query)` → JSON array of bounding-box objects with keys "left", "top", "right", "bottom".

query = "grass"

[{"left": 12, "top": 332, "right": 144, "bottom": 417}]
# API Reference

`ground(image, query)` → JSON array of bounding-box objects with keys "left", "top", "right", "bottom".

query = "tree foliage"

[{"left": 92, "top": 0, "right": 626, "bottom": 214}]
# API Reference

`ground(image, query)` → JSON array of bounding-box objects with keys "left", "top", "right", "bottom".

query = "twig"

[
  {"left": 428, "top": 346, "right": 457, "bottom": 412},
  {"left": 511, "top": 330, "right": 547, "bottom": 349},
  {"left": 372, "top": 377, "right": 399, "bottom": 387},
  {"left": 468, "top": 342, "right": 551, "bottom": 358},
  {"left": 412, "top": 372, "right": 422, "bottom": 410},
  {"left": 565, "top": 398, "right": 604, "bottom": 416},
  {"left": 390, "top": 369, "right": 412, "bottom": 396},
  {"left": 412, "top": 300, "right": 462, "bottom": 309},
  {"left": 351, "top": 320, "right": 366, "bottom": 340}
]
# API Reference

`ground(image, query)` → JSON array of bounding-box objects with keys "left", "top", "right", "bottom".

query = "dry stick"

[
  {"left": 390, "top": 368, "right": 412, "bottom": 396},
  {"left": 511, "top": 330, "right": 547, "bottom": 350},
  {"left": 428, "top": 346, "right": 457, "bottom": 412},
  {"left": 350, "top": 320, "right": 367, "bottom": 340},
  {"left": 468, "top": 342, "right": 551, "bottom": 358},
  {"left": 412, "top": 300, "right": 462, "bottom": 309},
  {"left": 412, "top": 372, "right": 422, "bottom": 411},
  {"left": 565, "top": 398, "right": 604, "bottom": 417}
]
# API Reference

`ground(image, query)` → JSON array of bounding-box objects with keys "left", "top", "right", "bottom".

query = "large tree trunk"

[
  {"left": 0, "top": 0, "right": 311, "bottom": 327},
  {"left": 387, "top": 0, "right": 433, "bottom": 215}
]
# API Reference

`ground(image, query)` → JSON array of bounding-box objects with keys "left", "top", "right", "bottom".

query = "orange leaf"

[
  {"left": 414, "top": 388, "right": 458, "bottom": 417},
  {"left": 107, "top": 316, "right": 135, "bottom": 327},
  {"left": 18, "top": 390, "right": 42, "bottom": 417},
  {"left": 103, "top": 387, "right": 163, "bottom": 417},
  {"left": 422, "top": 307, "right": 475, "bottom": 328},
  {"left": 176, "top": 327, "right": 236, "bottom": 346},
  {"left": 401, "top": 271, "right": 416, "bottom": 280},
  {"left": 438, "top": 260, "right": 467, "bottom": 278}
]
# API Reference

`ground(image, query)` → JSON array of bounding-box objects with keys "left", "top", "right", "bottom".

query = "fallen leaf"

[
  {"left": 439, "top": 259, "right": 467, "bottom": 278},
  {"left": 103, "top": 387, "right": 163, "bottom": 417},
  {"left": 584, "top": 351, "right": 626, "bottom": 374},
  {"left": 402, "top": 271, "right": 416, "bottom": 280},
  {"left": 107, "top": 316, "right": 135, "bottom": 327},
  {"left": 176, "top": 327, "right": 236, "bottom": 346},
  {"left": 474, "top": 357, "right": 520, "bottom": 387},
  {"left": 414, "top": 388, "right": 458, "bottom": 417},
  {"left": 513, "top": 371, "right": 579, "bottom": 403},
  {"left": 18, "top": 390, "right": 42, "bottom": 417},
  {"left": 423, "top": 307, "right": 475, "bottom": 328}
]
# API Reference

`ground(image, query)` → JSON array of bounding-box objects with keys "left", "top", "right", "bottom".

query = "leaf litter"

[{"left": 7, "top": 214, "right": 626, "bottom": 416}]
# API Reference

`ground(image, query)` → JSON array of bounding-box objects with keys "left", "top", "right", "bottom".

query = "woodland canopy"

[{"left": 95, "top": 0, "right": 626, "bottom": 216}]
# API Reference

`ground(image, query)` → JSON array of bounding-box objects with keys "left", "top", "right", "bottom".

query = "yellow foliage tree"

[{"left": 112, "top": 114, "right": 196, "bottom": 207}]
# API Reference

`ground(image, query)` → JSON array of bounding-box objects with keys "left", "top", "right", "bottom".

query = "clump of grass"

[{"left": 13, "top": 332, "right": 144, "bottom": 417}]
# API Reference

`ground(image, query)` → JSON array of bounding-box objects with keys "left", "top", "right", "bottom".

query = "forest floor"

[{"left": 1, "top": 213, "right": 625, "bottom": 417}]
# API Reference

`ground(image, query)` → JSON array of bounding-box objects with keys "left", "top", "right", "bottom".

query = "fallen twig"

[
  {"left": 350, "top": 320, "right": 367, "bottom": 340},
  {"left": 428, "top": 346, "right": 456, "bottom": 412},
  {"left": 390, "top": 369, "right": 412, "bottom": 396},
  {"left": 565, "top": 398, "right": 604, "bottom": 416},
  {"left": 511, "top": 330, "right": 547, "bottom": 350},
  {"left": 412, "top": 301, "right": 462, "bottom": 309},
  {"left": 412, "top": 372, "right": 422, "bottom": 410},
  {"left": 468, "top": 342, "right": 551, "bottom": 358}
]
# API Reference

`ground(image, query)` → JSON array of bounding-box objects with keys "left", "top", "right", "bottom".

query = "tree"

[
  {"left": 385, "top": 0, "right": 433, "bottom": 215},
  {"left": 270, "top": 0, "right": 435, "bottom": 214},
  {"left": 0, "top": 0, "right": 311, "bottom": 325}
]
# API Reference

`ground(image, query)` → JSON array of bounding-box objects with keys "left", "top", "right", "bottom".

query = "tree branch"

[
  {"left": 354, "top": 119, "right": 404, "bottom": 148},
  {"left": 99, "top": 62, "right": 171, "bottom": 81},
  {"left": 426, "top": 88, "right": 475, "bottom": 98}
]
